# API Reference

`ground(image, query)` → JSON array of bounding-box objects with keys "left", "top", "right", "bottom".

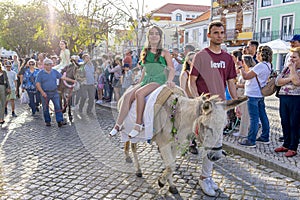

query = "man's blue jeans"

[
  {"left": 247, "top": 96, "right": 270, "bottom": 144},
  {"left": 41, "top": 91, "right": 63, "bottom": 123}
]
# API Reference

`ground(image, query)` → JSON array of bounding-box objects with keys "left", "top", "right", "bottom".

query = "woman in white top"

[{"left": 238, "top": 45, "right": 272, "bottom": 147}]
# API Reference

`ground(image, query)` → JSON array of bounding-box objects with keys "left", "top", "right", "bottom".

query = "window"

[
  {"left": 192, "top": 29, "right": 198, "bottom": 43},
  {"left": 260, "top": 18, "right": 271, "bottom": 42},
  {"left": 226, "top": 16, "right": 236, "bottom": 40},
  {"left": 283, "top": 0, "right": 294, "bottom": 2},
  {"left": 281, "top": 15, "right": 293, "bottom": 40},
  {"left": 243, "top": 13, "right": 252, "bottom": 31},
  {"left": 176, "top": 13, "right": 182, "bottom": 21},
  {"left": 185, "top": 32, "right": 189, "bottom": 44},
  {"left": 203, "top": 29, "right": 208, "bottom": 42},
  {"left": 186, "top": 15, "right": 190, "bottom": 18},
  {"left": 192, "top": 15, "right": 195, "bottom": 18},
  {"left": 261, "top": 0, "right": 271, "bottom": 7}
]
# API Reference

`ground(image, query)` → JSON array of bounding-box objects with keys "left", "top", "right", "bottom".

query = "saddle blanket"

[{"left": 120, "top": 85, "right": 166, "bottom": 143}]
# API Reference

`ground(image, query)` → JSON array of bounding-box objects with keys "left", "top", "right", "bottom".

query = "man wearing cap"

[{"left": 36, "top": 58, "right": 77, "bottom": 127}]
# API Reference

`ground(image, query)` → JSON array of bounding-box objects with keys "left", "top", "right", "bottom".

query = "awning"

[{"left": 237, "top": 32, "right": 253, "bottom": 40}]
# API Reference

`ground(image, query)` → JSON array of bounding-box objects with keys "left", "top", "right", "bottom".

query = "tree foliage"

[{"left": 0, "top": 0, "right": 126, "bottom": 57}]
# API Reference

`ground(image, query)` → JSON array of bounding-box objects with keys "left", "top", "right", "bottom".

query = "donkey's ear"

[
  {"left": 202, "top": 101, "right": 213, "bottom": 115},
  {"left": 223, "top": 96, "right": 248, "bottom": 111}
]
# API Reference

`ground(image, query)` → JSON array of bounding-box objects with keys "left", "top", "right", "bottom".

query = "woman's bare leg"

[
  {"left": 114, "top": 85, "right": 140, "bottom": 129},
  {"left": 135, "top": 83, "right": 160, "bottom": 126}
]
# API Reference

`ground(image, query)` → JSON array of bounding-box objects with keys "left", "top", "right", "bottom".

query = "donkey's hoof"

[
  {"left": 125, "top": 157, "right": 132, "bottom": 163},
  {"left": 136, "top": 170, "right": 142, "bottom": 177},
  {"left": 158, "top": 179, "right": 165, "bottom": 188},
  {"left": 169, "top": 186, "right": 178, "bottom": 194}
]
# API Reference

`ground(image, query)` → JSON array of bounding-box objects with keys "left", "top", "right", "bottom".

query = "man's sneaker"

[
  {"left": 58, "top": 121, "right": 67, "bottom": 127},
  {"left": 45, "top": 122, "right": 51, "bottom": 126},
  {"left": 199, "top": 178, "right": 216, "bottom": 196},
  {"left": 256, "top": 137, "right": 270, "bottom": 144},
  {"left": 4, "top": 108, "right": 7, "bottom": 115},
  {"left": 12, "top": 112, "right": 17, "bottom": 117},
  {"left": 208, "top": 177, "right": 218, "bottom": 190},
  {"left": 238, "top": 139, "right": 256, "bottom": 148}
]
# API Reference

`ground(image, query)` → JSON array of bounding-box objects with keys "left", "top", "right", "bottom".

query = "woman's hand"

[{"left": 166, "top": 81, "right": 175, "bottom": 88}]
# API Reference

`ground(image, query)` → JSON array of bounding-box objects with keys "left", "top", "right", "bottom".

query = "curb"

[{"left": 223, "top": 141, "right": 300, "bottom": 181}]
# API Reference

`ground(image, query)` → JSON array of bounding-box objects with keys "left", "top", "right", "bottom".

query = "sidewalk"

[{"left": 96, "top": 95, "right": 300, "bottom": 181}]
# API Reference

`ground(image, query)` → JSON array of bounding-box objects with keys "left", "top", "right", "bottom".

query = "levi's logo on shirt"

[{"left": 210, "top": 61, "right": 226, "bottom": 69}]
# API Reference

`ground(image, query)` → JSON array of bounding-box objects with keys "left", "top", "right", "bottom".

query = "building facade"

[
  {"left": 150, "top": 3, "right": 210, "bottom": 50},
  {"left": 255, "top": 0, "right": 300, "bottom": 70},
  {"left": 180, "top": 10, "right": 211, "bottom": 50},
  {"left": 211, "top": 0, "right": 256, "bottom": 47}
]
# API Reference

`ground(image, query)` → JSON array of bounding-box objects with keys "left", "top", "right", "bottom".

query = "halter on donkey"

[{"left": 119, "top": 85, "right": 248, "bottom": 194}]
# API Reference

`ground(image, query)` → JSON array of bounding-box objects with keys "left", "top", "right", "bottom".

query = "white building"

[{"left": 150, "top": 3, "right": 210, "bottom": 50}]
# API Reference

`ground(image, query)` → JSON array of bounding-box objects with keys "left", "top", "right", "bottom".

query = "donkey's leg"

[
  {"left": 167, "top": 144, "right": 179, "bottom": 194},
  {"left": 157, "top": 143, "right": 178, "bottom": 193},
  {"left": 124, "top": 141, "right": 132, "bottom": 163},
  {"left": 68, "top": 96, "right": 73, "bottom": 122},
  {"left": 131, "top": 142, "right": 142, "bottom": 177}
]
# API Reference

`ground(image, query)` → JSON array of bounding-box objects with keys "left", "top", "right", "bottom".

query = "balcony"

[{"left": 253, "top": 28, "right": 300, "bottom": 43}]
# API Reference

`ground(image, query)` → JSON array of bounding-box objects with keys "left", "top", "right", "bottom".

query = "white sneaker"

[
  {"left": 199, "top": 178, "right": 216, "bottom": 196},
  {"left": 208, "top": 177, "right": 218, "bottom": 190},
  {"left": 96, "top": 100, "right": 103, "bottom": 105}
]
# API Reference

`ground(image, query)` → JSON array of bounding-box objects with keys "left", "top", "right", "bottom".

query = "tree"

[
  {"left": 0, "top": 2, "right": 50, "bottom": 57},
  {"left": 106, "top": 0, "right": 153, "bottom": 51}
]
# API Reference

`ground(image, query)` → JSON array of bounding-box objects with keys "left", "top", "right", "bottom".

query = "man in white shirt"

[{"left": 172, "top": 48, "right": 183, "bottom": 86}]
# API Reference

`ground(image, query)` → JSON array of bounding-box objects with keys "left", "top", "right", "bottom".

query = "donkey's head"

[{"left": 194, "top": 95, "right": 248, "bottom": 162}]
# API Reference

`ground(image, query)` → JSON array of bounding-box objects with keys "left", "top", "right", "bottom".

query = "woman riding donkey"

[{"left": 109, "top": 26, "right": 175, "bottom": 137}]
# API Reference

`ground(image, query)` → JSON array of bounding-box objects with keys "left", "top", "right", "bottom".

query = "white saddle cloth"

[{"left": 120, "top": 85, "right": 166, "bottom": 143}]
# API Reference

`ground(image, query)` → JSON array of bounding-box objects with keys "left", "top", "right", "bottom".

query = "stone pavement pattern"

[{"left": 0, "top": 98, "right": 299, "bottom": 199}]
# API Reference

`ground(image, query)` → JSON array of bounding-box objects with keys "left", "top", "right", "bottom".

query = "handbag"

[
  {"left": 20, "top": 92, "right": 30, "bottom": 104},
  {"left": 255, "top": 63, "right": 278, "bottom": 97}
]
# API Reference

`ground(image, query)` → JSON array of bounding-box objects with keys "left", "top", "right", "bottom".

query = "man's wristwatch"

[{"left": 238, "top": 66, "right": 243, "bottom": 69}]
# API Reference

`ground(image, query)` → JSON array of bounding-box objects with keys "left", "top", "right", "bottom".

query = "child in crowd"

[
  {"left": 121, "top": 64, "right": 133, "bottom": 95},
  {"left": 96, "top": 67, "right": 105, "bottom": 105}
]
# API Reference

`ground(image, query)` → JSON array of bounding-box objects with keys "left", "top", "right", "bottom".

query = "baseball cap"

[
  {"left": 44, "top": 58, "right": 53, "bottom": 65},
  {"left": 288, "top": 34, "right": 300, "bottom": 42}
]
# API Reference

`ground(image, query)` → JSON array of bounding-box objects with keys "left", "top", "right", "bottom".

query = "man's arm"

[
  {"left": 36, "top": 82, "right": 47, "bottom": 98},
  {"left": 188, "top": 75, "right": 199, "bottom": 97},
  {"left": 227, "top": 78, "right": 238, "bottom": 99}
]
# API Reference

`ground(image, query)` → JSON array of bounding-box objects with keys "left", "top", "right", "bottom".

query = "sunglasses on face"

[{"left": 29, "top": 63, "right": 35, "bottom": 66}]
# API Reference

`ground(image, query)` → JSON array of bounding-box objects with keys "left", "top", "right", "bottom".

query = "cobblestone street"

[{"left": 0, "top": 97, "right": 300, "bottom": 199}]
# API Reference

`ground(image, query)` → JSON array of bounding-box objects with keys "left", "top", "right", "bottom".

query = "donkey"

[
  {"left": 58, "top": 61, "right": 79, "bottom": 121},
  {"left": 120, "top": 87, "right": 247, "bottom": 194}
]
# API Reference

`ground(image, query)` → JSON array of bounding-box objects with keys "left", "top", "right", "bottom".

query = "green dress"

[{"left": 140, "top": 52, "right": 167, "bottom": 87}]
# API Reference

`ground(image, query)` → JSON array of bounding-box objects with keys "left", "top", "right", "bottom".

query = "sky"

[
  {"left": 9, "top": 0, "right": 211, "bottom": 12},
  {"left": 142, "top": 0, "right": 211, "bottom": 12}
]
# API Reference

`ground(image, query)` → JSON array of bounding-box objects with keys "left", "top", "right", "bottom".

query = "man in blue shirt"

[{"left": 36, "top": 58, "right": 77, "bottom": 127}]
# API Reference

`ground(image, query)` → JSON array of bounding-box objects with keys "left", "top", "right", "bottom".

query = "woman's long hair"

[
  {"left": 182, "top": 51, "right": 195, "bottom": 72},
  {"left": 258, "top": 45, "right": 273, "bottom": 63},
  {"left": 140, "top": 26, "right": 164, "bottom": 64}
]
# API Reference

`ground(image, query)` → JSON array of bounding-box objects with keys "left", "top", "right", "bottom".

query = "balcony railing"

[{"left": 253, "top": 28, "right": 300, "bottom": 43}]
